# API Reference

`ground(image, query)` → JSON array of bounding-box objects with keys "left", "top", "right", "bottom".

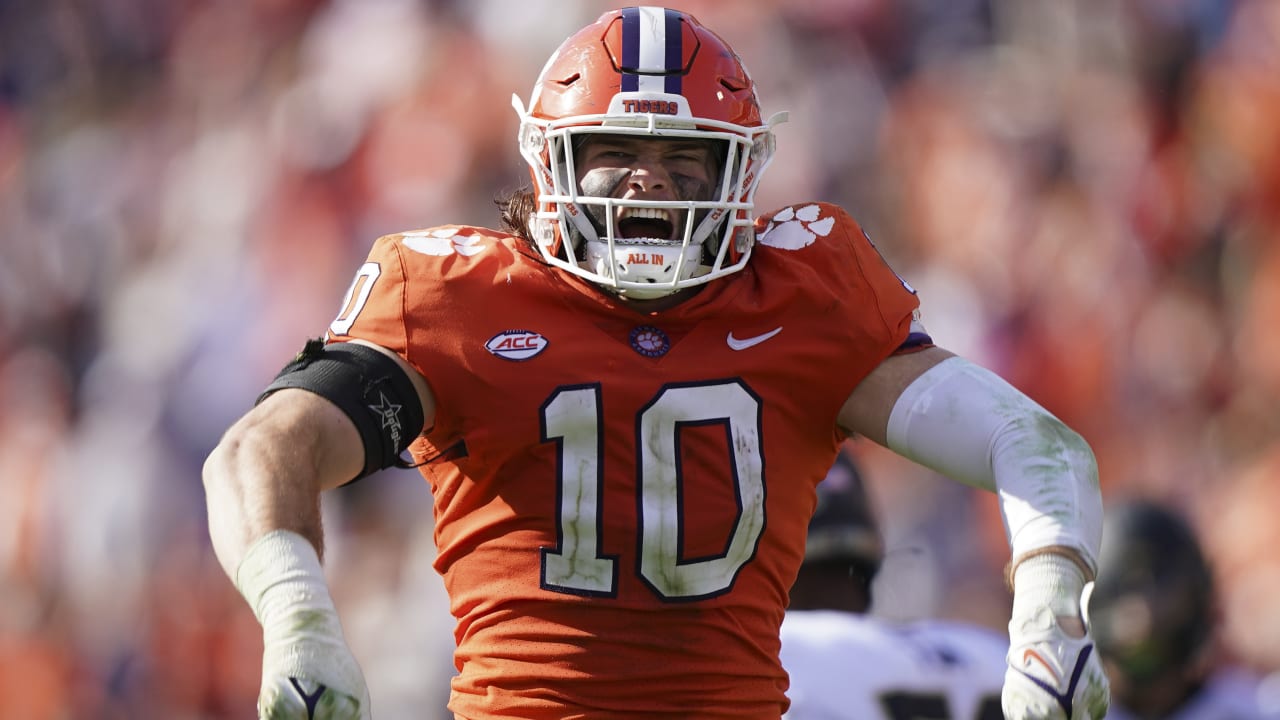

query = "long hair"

[{"left": 495, "top": 185, "right": 536, "bottom": 244}]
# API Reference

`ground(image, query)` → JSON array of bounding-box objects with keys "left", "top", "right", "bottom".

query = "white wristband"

[
  {"left": 235, "top": 530, "right": 344, "bottom": 644},
  {"left": 1010, "top": 554, "right": 1085, "bottom": 621},
  {"left": 236, "top": 530, "right": 371, "bottom": 717}
]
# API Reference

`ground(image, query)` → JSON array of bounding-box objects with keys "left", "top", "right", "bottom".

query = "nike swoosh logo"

[
  {"left": 1023, "top": 648, "right": 1061, "bottom": 684},
  {"left": 1014, "top": 644, "right": 1094, "bottom": 717},
  {"left": 726, "top": 326, "right": 782, "bottom": 351}
]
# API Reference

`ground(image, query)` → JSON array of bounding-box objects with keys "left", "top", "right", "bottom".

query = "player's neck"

[{"left": 618, "top": 286, "right": 704, "bottom": 313}]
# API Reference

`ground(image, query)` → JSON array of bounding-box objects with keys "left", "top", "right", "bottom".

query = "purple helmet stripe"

[
  {"left": 663, "top": 8, "right": 682, "bottom": 94},
  {"left": 620, "top": 7, "right": 640, "bottom": 92},
  {"left": 618, "top": 7, "right": 684, "bottom": 94}
]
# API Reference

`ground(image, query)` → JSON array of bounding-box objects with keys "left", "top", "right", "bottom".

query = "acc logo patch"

[{"left": 485, "top": 330, "right": 548, "bottom": 361}]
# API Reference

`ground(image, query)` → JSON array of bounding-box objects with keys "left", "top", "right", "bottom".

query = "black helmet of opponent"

[
  {"left": 790, "top": 448, "right": 885, "bottom": 612},
  {"left": 1088, "top": 500, "right": 1215, "bottom": 686}
]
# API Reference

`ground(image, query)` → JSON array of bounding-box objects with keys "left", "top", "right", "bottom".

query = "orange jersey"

[{"left": 327, "top": 202, "right": 923, "bottom": 719}]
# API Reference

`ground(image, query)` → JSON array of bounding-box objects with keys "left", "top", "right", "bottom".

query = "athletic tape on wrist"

[
  {"left": 235, "top": 529, "right": 338, "bottom": 629},
  {"left": 1005, "top": 545, "right": 1095, "bottom": 592},
  {"left": 1010, "top": 553, "right": 1086, "bottom": 620}
]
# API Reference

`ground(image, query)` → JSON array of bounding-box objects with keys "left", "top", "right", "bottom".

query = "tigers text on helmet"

[{"left": 511, "top": 6, "right": 787, "bottom": 300}]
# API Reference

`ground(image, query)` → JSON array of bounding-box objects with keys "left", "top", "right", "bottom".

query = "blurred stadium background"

[{"left": 1, "top": 0, "right": 1278, "bottom": 717}]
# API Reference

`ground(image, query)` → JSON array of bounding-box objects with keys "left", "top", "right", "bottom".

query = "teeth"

[{"left": 619, "top": 207, "right": 672, "bottom": 222}]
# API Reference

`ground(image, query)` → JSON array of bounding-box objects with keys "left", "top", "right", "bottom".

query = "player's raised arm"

[
  {"left": 839, "top": 347, "right": 1111, "bottom": 720},
  {"left": 203, "top": 338, "right": 431, "bottom": 720}
]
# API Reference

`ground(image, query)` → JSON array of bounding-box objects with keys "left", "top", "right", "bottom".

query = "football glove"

[
  {"left": 1003, "top": 554, "right": 1110, "bottom": 720},
  {"left": 238, "top": 530, "right": 372, "bottom": 720}
]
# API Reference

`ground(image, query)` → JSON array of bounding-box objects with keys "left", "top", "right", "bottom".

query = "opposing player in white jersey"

[
  {"left": 780, "top": 447, "right": 1009, "bottom": 720},
  {"left": 1089, "top": 500, "right": 1280, "bottom": 720}
]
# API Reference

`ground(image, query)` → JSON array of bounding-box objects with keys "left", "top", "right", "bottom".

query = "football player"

[
  {"left": 781, "top": 447, "right": 1009, "bottom": 720},
  {"left": 203, "top": 7, "right": 1109, "bottom": 719},
  {"left": 1090, "top": 500, "right": 1278, "bottom": 720}
]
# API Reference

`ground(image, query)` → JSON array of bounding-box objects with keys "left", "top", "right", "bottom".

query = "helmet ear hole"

[{"left": 520, "top": 125, "right": 546, "bottom": 157}]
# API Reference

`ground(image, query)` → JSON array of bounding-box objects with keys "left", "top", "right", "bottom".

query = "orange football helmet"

[{"left": 512, "top": 6, "right": 787, "bottom": 299}]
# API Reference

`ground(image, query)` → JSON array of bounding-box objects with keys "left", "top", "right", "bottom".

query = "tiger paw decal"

[
  {"left": 758, "top": 204, "right": 837, "bottom": 250},
  {"left": 402, "top": 228, "right": 486, "bottom": 257}
]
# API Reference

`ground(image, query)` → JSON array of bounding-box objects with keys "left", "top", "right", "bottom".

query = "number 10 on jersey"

[{"left": 539, "top": 382, "right": 767, "bottom": 601}]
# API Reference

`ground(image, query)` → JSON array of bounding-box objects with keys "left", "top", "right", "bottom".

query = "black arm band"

[{"left": 257, "top": 338, "right": 426, "bottom": 481}]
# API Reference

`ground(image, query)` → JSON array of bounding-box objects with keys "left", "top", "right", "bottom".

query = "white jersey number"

[
  {"left": 328, "top": 262, "right": 381, "bottom": 336},
  {"left": 540, "top": 382, "right": 766, "bottom": 600}
]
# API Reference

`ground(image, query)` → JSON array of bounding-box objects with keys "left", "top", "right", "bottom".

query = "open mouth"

[{"left": 617, "top": 207, "right": 676, "bottom": 240}]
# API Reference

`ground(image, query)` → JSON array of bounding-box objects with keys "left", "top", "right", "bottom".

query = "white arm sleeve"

[{"left": 885, "top": 357, "right": 1102, "bottom": 572}]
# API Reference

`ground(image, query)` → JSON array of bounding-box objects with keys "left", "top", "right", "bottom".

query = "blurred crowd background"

[{"left": 2, "top": 0, "right": 1278, "bottom": 717}]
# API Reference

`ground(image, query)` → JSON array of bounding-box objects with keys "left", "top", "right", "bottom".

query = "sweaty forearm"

[
  {"left": 203, "top": 388, "right": 363, "bottom": 580},
  {"left": 203, "top": 415, "right": 326, "bottom": 581},
  {"left": 203, "top": 390, "right": 372, "bottom": 717}
]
